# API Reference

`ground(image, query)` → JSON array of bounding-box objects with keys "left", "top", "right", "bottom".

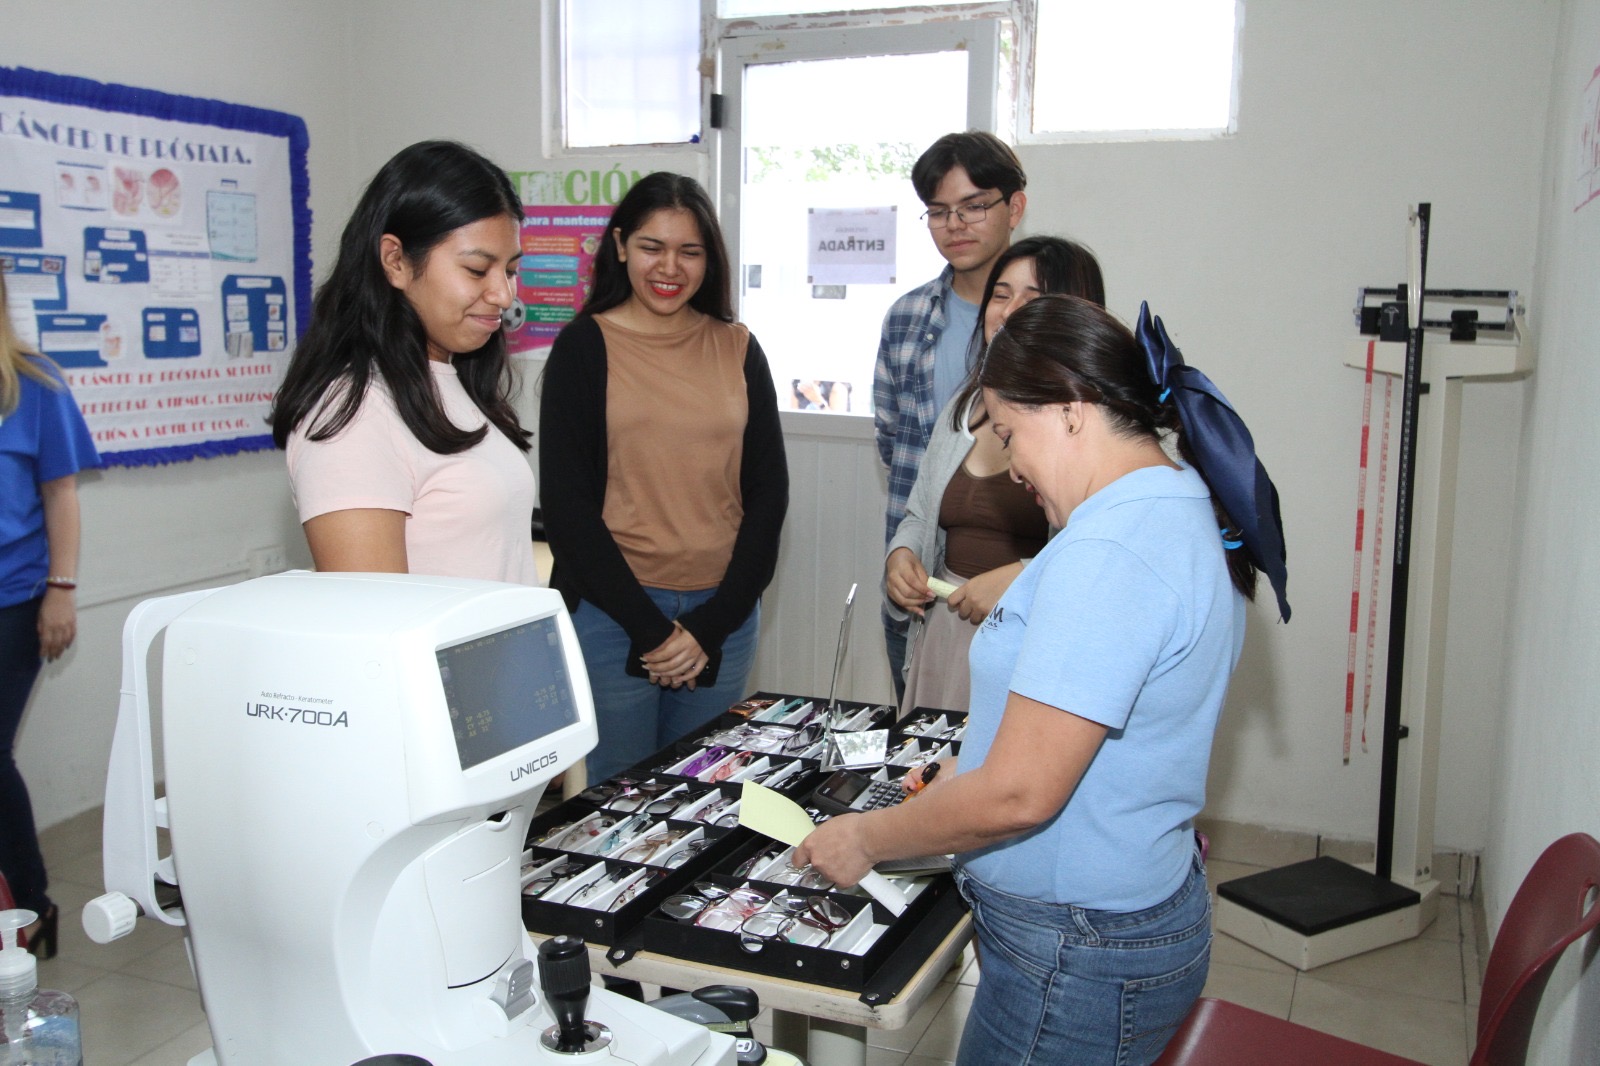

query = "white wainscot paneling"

[{"left": 751, "top": 412, "right": 894, "bottom": 707}]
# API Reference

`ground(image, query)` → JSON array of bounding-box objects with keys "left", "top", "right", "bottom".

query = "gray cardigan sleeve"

[{"left": 882, "top": 393, "right": 977, "bottom": 623}]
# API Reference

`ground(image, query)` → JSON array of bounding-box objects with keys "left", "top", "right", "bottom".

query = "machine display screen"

[{"left": 436, "top": 614, "right": 580, "bottom": 770}]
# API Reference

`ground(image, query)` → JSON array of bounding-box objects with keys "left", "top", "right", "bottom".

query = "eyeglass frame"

[
  {"left": 661, "top": 837, "right": 714, "bottom": 868},
  {"left": 643, "top": 785, "right": 706, "bottom": 818},
  {"left": 920, "top": 195, "right": 1008, "bottom": 229},
  {"left": 539, "top": 813, "right": 618, "bottom": 851},
  {"left": 694, "top": 885, "right": 773, "bottom": 930},
  {"left": 708, "top": 749, "right": 758, "bottom": 783},
  {"left": 737, "top": 895, "right": 849, "bottom": 952},
  {"left": 616, "top": 827, "right": 695, "bottom": 865},
  {"left": 677, "top": 744, "right": 732, "bottom": 778},
  {"left": 593, "top": 812, "right": 653, "bottom": 855},
  {"left": 522, "top": 859, "right": 593, "bottom": 899},
  {"left": 605, "top": 779, "right": 674, "bottom": 812},
  {"left": 571, "top": 866, "right": 633, "bottom": 904},
  {"left": 606, "top": 870, "right": 666, "bottom": 912}
]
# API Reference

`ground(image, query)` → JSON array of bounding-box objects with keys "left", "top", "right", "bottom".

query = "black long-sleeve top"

[{"left": 538, "top": 314, "right": 789, "bottom": 668}]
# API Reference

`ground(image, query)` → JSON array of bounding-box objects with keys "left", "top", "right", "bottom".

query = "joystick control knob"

[{"left": 537, "top": 935, "right": 592, "bottom": 1053}]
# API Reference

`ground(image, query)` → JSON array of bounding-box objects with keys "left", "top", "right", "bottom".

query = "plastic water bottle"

[{"left": 0, "top": 910, "right": 81, "bottom": 1065}]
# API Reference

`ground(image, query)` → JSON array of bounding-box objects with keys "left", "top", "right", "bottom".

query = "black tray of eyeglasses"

[
  {"left": 522, "top": 691, "right": 964, "bottom": 972},
  {"left": 635, "top": 833, "right": 964, "bottom": 993}
]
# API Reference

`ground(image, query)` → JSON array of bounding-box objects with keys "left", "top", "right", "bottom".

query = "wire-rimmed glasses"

[
  {"left": 575, "top": 777, "right": 638, "bottom": 806},
  {"left": 593, "top": 812, "right": 652, "bottom": 855},
  {"left": 570, "top": 866, "right": 631, "bottom": 905},
  {"left": 734, "top": 843, "right": 789, "bottom": 880},
  {"left": 661, "top": 837, "right": 713, "bottom": 868},
  {"left": 920, "top": 196, "right": 1006, "bottom": 229},
  {"left": 737, "top": 895, "right": 851, "bottom": 952},
  {"left": 708, "top": 750, "right": 757, "bottom": 783},
  {"left": 605, "top": 871, "right": 665, "bottom": 912},
  {"left": 538, "top": 814, "right": 618, "bottom": 851},
  {"left": 642, "top": 785, "right": 704, "bottom": 818},
  {"left": 607, "top": 779, "right": 675, "bottom": 812},
  {"left": 693, "top": 885, "right": 772, "bottom": 931},
  {"left": 616, "top": 827, "right": 694, "bottom": 865}
]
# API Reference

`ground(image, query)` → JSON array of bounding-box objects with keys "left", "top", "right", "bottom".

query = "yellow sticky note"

[
  {"left": 738, "top": 780, "right": 816, "bottom": 846},
  {"left": 738, "top": 780, "right": 911, "bottom": 916}
]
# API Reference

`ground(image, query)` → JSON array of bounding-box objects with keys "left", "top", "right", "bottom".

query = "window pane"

[
  {"left": 719, "top": 0, "right": 960, "bottom": 14},
  {"left": 566, "top": 0, "right": 700, "bottom": 147},
  {"left": 738, "top": 52, "right": 967, "bottom": 415},
  {"left": 1033, "top": 0, "right": 1238, "bottom": 134}
]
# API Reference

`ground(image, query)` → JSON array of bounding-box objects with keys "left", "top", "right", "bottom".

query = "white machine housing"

[{"left": 91, "top": 572, "right": 732, "bottom": 1066}]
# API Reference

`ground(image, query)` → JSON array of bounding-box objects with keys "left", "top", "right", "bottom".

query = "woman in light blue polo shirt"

[{"left": 798, "top": 295, "right": 1289, "bottom": 1065}]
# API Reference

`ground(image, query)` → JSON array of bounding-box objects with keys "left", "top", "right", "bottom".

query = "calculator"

[{"left": 809, "top": 769, "right": 907, "bottom": 815}]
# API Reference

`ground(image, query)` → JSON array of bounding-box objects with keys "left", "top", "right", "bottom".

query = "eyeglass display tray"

[
  {"left": 634, "top": 833, "right": 963, "bottom": 994},
  {"left": 521, "top": 691, "right": 968, "bottom": 999}
]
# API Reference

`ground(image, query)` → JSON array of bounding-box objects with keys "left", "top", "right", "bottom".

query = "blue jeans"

[
  {"left": 954, "top": 854, "right": 1211, "bottom": 1066},
  {"left": 572, "top": 588, "right": 760, "bottom": 783},
  {"left": 0, "top": 597, "right": 50, "bottom": 913},
  {"left": 884, "top": 619, "right": 908, "bottom": 706}
]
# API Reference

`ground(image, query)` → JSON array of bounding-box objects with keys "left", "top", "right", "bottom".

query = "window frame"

[
  {"left": 548, "top": 0, "right": 1243, "bottom": 153},
  {"left": 1015, "top": 0, "right": 1245, "bottom": 145},
  {"left": 713, "top": 17, "right": 1007, "bottom": 291},
  {"left": 545, "top": 0, "right": 718, "bottom": 158}
]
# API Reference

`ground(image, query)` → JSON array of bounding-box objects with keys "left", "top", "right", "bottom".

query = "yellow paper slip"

[{"left": 738, "top": 781, "right": 908, "bottom": 916}]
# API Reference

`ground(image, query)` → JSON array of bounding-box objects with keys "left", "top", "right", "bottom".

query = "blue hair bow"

[{"left": 1136, "top": 302, "right": 1290, "bottom": 622}]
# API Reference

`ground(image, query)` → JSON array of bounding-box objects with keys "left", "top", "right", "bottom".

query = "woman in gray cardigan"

[{"left": 886, "top": 237, "right": 1105, "bottom": 712}]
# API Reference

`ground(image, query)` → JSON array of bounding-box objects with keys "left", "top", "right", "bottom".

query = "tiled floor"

[{"left": 31, "top": 811, "right": 1482, "bottom": 1065}]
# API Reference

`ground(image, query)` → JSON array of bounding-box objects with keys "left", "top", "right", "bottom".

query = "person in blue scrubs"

[
  {"left": 0, "top": 266, "right": 100, "bottom": 959},
  {"left": 799, "top": 295, "right": 1287, "bottom": 1065}
]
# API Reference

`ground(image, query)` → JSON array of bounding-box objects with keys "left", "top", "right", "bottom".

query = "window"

[
  {"left": 560, "top": 2, "right": 1242, "bottom": 148},
  {"left": 1027, "top": 0, "right": 1240, "bottom": 139},
  {"left": 563, "top": 0, "right": 701, "bottom": 148},
  {"left": 553, "top": 1, "right": 1242, "bottom": 416},
  {"left": 722, "top": 31, "right": 989, "bottom": 414}
]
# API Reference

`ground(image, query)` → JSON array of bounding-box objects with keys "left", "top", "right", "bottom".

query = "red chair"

[{"left": 1156, "top": 832, "right": 1600, "bottom": 1066}]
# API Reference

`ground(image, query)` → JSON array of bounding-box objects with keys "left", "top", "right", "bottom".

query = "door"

[{"left": 716, "top": 21, "right": 1003, "bottom": 416}]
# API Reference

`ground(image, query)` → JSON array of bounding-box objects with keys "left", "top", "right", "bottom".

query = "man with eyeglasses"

[{"left": 874, "top": 130, "right": 1027, "bottom": 703}]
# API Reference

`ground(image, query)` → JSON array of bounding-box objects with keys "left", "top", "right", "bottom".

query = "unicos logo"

[
  {"left": 511, "top": 751, "right": 560, "bottom": 783},
  {"left": 244, "top": 703, "right": 350, "bottom": 728}
]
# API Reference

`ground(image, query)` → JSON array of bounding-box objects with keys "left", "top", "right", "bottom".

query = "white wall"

[
  {"left": 2, "top": 0, "right": 356, "bottom": 825},
  {"left": 1484, "top": 0, "right": 1600, "bottom": 1061},
  {"left": 3, "top": 1, "right": 1575, "bottom": 873},
  {"left": 1013, "top": 1, "right": 1557, "bottom": 849}
]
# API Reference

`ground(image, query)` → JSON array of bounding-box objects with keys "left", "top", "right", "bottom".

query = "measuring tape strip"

[
  {"left": 1344, "top": 341, "right": 1376, "bottom": 763},
  {"left": 1362, "top": 372, "right": 1393, "bottom": 753},
  {"left": 1345, "top": 340, "right": 1394, "bottom": 761}
]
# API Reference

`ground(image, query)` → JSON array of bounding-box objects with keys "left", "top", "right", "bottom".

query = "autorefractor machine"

[{"left": 82, "top": 572, "right": 736, "bottom": 1065}]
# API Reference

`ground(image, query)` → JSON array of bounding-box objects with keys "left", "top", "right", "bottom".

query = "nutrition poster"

[
  {"left": 0, "top": 66, "right": 310, "bottom": 466},
  {"left": 505, "top": 205, "right": 612, "bottom": 353}
]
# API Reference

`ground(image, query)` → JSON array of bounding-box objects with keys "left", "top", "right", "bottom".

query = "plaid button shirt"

[{"left": 873, "top": 265, "right": 975, "bottom": 549}]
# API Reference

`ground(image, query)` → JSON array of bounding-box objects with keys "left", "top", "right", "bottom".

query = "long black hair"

[
  {"left": 979, "top": 295, "right": 1258, "bottom": 601},
  {"left": 580, "top": 172, "right": 734, "bottom": 323},
  {"left": 270, "top": 140, "right": 529, "bottom": 453},
  {"left": 949, "top": 235, "right": 1105, "bottom": 433}
]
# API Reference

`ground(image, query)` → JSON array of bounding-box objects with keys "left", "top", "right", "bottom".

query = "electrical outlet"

[{"left": 246, "top": 545, "right": 289, "bottom": 577}]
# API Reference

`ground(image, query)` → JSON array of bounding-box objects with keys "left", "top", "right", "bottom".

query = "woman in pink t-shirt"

[{"left": 271, "top": 141, "right": 539, "bottom": 585}]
